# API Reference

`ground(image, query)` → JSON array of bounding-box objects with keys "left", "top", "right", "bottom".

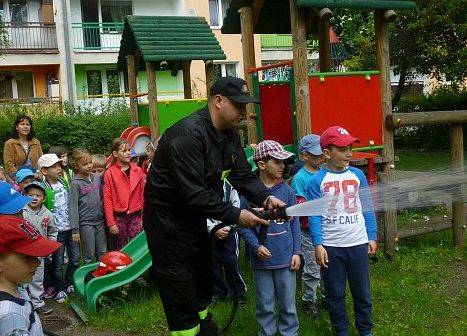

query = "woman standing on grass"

[
  {"left": 103, "top": 138, "right": 145, "bottom": 250},
  {"left": 3, "top": 115, "right": 43, "bottom": 182}
]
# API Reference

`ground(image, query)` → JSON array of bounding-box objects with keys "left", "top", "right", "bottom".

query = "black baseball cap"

[{"left": 210, "top": 76, "right": 260, "bottom": 104}]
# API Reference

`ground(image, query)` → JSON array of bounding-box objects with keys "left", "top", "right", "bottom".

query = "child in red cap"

[
  {"left": 0, "top": 215, "right": 61, "bottom": 336},
  {"left": 305, "top": 126, "right": 377, "bottom": 336}
]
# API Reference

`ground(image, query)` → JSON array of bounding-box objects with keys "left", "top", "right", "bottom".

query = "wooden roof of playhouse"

[
  {"left": 117, "top": 15, "right": 226, "bottom": 71},
  {"left": 222, "top": 0, "right": 416, "bottom": 34}
]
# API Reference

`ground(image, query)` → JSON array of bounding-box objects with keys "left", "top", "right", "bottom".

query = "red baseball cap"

[
  {"left": 320, "top": 126, "right": 360, "bottom": 149},
  {"left": 0, "top": 216, "right": 61, "bottom": 257}
]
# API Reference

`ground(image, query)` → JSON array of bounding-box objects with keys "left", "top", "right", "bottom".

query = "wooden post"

[
  {"left": 127, "top": 54, "right": 138, "bottom": 125},
  {"left": 450, "top": 124, "right": 464, "bottom": 247},
  {"left": 375, "top": 10, "right": 397, "bottom": 259},
  {"left": 146, "top": 61, "right": 159, "bottom": 138},
  {"left": 205, "top": 60, "right": 214, "bottom": 97},
  {"left": 239, "top": 6, "right": 258, "bottom": 145},
  {"left": 290, "top": 0, "right": 311, "bottom": 137},
  {"left": 318, "top": 9, "right": 332, "bottom": 72},
  {"left": 182, "top": 61, "right": 192, "bottom": 99}
]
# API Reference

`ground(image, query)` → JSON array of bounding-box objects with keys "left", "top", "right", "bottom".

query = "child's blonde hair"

[
  {"left": 92, "top": 154, "right": 107, "bottom": 169},
  {"left": 71, "top": 148, "right": 92, "bottom": 172}
]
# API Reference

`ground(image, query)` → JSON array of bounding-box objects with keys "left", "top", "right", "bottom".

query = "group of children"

[
  {"left": 0, "top": 124, "right": 376, "bottom": 336},
  {"left": 0, "top": 137, "right": 149, "bottom": 325},
  {"left": 212, "top": 125, "right": 377, "bottom": 336}
]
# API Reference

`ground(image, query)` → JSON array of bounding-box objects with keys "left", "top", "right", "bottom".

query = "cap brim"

[
  {"left": 15, "top": 237, "right": 61, "bottom": 257},
  {"left": 269, "top": 150, "right": 295, "bottom": 160},
  {"left": 0, "top": 194, "right": 32, "bottom": 215},
  {"left": 228, "top": 94, "right": 260, "bottom": 104},
  {"left": 16, "top": 174, "right": 35, "bottom": 183},
  {"left": 300, "top": 146, "right": 323, "bottom": 156},
  {"left": 331, "top": 136, "right": 360, "bottom": 147}
]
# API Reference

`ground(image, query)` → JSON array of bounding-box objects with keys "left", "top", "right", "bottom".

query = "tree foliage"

[
  {"left": 0, "top": 12, "right": 9, "bottom": 55},
  {"left": 330, "top": 0, "right": 466, "bottom": 106}
]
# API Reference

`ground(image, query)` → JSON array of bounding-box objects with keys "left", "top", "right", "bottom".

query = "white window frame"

[
  {"left": 85, "top": 67, "right": 125, "bottom": 97},
  {"left": 209, "top": 0, "right": 227, "bottom": 29},
  {"left": 214, "top": 61, "right": 239, "bottom": 77},
  {"left": 5, "top": 0, "right": 29, "bottom": 23}
]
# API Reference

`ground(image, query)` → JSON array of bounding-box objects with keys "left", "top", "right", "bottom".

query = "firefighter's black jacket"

[{"left": 144, "top": 108, "right": 270, "bottom": 236}]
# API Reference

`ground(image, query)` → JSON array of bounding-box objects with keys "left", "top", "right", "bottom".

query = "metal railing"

[
  {"left": 261, "top": 34, "right": 318, "bottom": 49},
  {"left": 72, "top": 22, "right": 124, "bottom": 51},
  {"left": 1, "top": 22, "right": 58, "bottom": 52}
]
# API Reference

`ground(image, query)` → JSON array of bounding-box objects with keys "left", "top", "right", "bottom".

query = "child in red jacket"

[{"left": 103, "top": 138, "right": 145, "bottom": 250}]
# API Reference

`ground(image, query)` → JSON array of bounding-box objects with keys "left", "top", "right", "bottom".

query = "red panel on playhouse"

[
  {"left": 308, "top": 74, "right": 383, "bottom": 147},
  {"left": 258, "top": 83, "right": 293, "bottom": 145}
]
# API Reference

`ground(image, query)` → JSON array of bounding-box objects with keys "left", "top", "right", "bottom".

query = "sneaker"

[
  {"left": 42, "top": 287, "right": 57, "bottom": 299},
  {"left": 237, "top": 298, "right": 247, "bottom": 309},
  {"left": 303, "top": 301, "right": 319, "bottom": 318},
  {"left": 55, "top": 291, "right": 67, "bottom": 303},
  {"left": 36, "top": 304, "right": 53, "bottom": 315},
  {"left": 66, "top": 285, "right": 75, "bottom": 294}
]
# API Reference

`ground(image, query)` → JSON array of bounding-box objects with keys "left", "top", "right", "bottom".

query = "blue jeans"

[
  {"left": 321, "top": 244, "right": 373, "bottom": 336},
  {"left": 212, "top": 230, "right": 247, "bottom": 300},
  {"left": 254, "top": 268, "right": 299, "bottom": 336},
  {"left": 52, "top": 230, "right": 80, "bottom": 292}
]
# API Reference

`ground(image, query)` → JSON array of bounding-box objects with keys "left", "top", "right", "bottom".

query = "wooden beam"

[
  {"left": 397, "top": 216, "right": 459, "bottom": 239},
  {"left": 318, "top": 10, "right": 331, "bottom": 72},
  {"left": 386, "top": 110, "right": 467, "bottom": 129},
  {"left": 239, "top": 6, "right": 258, "bottom": 145},
  {"left": 146, "top": 61, "right": 159, "bottom": 137},
  {"left": 252, "top": 0, "right": 265, "bottom": 28},
  {"left": 451, "top": 124, "right": 464, "bottom": 247},
  {"left": 375, "top": 9, "right": 397, "bottom": 259},
  {"left": 290, "top": 0, "right": 311, "bottom": 137},
  {"left": 182, "top": 61, "right": 192, "bottom": 99},
  {"left": 205, "top": 60, "right": 214, "bottom": 97},
  {"left": 127, "top": 54, "right": 138, "bottom": 125}
]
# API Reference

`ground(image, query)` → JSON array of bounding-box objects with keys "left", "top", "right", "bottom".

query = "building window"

[
  {"left": 9, "top": 0, "right": 28, "bottom": 23},
  {"left": 106, "top": 69, "right": 121, "bottom": 94},
  {"left": 209, "top": 0, "right": 228, "bottom": 27},
  {"left": 86, "top": 70, "right": 103, "bottom": 95},
  {"left": 101, "top": 0, "right": 132, "bottom": 23},
  {"left": 0, "top": 72, "right": 34, "bottom": 100},
  {"left": 213, "top": 62, "right": 239, "bottom": 81}
]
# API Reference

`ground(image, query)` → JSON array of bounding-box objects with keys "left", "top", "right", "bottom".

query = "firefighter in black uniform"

[{"left": 143, "top": 77, "right": 285, "bottom": 336}]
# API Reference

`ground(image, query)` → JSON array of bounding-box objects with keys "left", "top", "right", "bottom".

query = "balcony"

[
  {"left": 1, "top": 22, "right": 58, "bottom": 53},
  {"left": 72, "top": 22, "right": 124, "bottom": 51},
  {"left": 261, "top": 34, "right": 318, "bottom": 49}
]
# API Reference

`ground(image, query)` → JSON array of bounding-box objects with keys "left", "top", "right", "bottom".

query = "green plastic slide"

[{"left": 71, "top": 231, "right": 152, "bottom": 317}]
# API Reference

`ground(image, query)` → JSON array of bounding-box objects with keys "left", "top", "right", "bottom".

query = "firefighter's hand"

[
  {"left": 238, "top": 209, "right": 269, "bottom": 228},
  {"left": 263, "top": 195, "right": 286, "bottom": 210},
  {"left": 257, "top": 245, "right": 272, "bottom": 260},
  {"left": 290, "top": 254, "right": 301, "bottom": 271},
  {"left": 315, "top": 245, "right": 329, "bottom": 268},
  {"left": 109, "top": 225, "right": 119, "bottom": 235},
  {"left": 215, "top": 227, "right": 229, "bottom": 240}
]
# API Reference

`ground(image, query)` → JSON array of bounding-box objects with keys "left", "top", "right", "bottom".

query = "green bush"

[
  {"left": 0, "top": 100, "right": 131, "bottom": 164},
  {"left": 394, "top": 87, "right": 467, "bottom": 150}
]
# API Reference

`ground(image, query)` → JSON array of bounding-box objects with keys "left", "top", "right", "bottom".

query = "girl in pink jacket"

[{"left": 103, "top": 138, "right": 145, "bottom": 249}]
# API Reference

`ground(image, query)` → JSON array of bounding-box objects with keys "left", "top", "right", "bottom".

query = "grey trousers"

[
  {"left": 80, "top": 223, "right": 107, "bottom": 264},
  {"left": 301, "top": 230, "right": 321, "bottom": 303},
  {"left": 28, "top": 258, "right": 45, "bottom": 309}
]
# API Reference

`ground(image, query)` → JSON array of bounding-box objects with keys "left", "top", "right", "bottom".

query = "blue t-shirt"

[
  {"left": 291, "top": 166, "right": 317, "bottom": 198},
  {"left": 305, "top": 166, "right": 377, "bottom": 247}
]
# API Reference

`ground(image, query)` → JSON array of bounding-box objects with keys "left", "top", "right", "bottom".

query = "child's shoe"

[
  {"left": 66, "top": 285, "right": 75, "bottom": 294},
  {"left": 42, "top": 287, "right": 57, "bottom": 299},
  {"left": 55, "top": 290, "right": 67, "bottom": 303},
  {"left": 36, "top": 304, "right": 53, "bottom": 315},
  {"left": 303, "top": 301, "right": 319, "bottom": 318}
]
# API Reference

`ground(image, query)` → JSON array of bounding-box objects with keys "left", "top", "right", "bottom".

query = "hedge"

[
  {"left": 394, "top": 87, "right": 467, "bottom": 150},
  {"left": 0, "top": 101, "right": 131, "bottom": 164}
]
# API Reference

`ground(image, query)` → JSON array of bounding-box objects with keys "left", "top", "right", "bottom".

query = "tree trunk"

[{"left": 392, "top": 67, "right": 407, "bottom": 108}]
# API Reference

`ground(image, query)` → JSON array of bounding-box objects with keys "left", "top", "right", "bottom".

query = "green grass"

[
  {"left": 86, "top": 231, "right": 466, "bottom": 336},
  {"left": 395, "top": 149, "right": 467, "bottom": 171}
]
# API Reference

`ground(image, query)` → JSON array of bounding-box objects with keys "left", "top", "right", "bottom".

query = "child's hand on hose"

[
  {"left": 215, "top": 227, "right": 229, "bottom": 240},
  {"left": 72, "top": 233, "right": 80, "bottom": 242},
  {"left": 109, "top": 225, "right": 119, "bottom": 235},
  {"left": 257, "top": 245, "right": 272, "bottom": 260},
  {"left": 290, "top": 254, "right": 301, "bottom": 271},
  {"left": 315, "top": 245, "right": 329, "bottom": 268}
]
